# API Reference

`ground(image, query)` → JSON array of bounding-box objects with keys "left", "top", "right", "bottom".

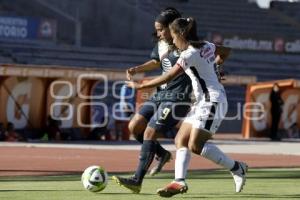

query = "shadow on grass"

[
  {"left": 94, "top": 192, "right": 154, "bottom": 196},
  {"left": 150, "top": 169, "right": 300, "bottom": 180},
  {"left": 1, "top": 169, "right": 300, "bottom": 181},
  {"left": 0, "top": 189, "right": 81, "bottom": 192},
  {"left": 0, "top": 189, "right": 155, "bottom": 196},
  {"left": 179, "top": 193, "right": 300, "bottom": 199}
]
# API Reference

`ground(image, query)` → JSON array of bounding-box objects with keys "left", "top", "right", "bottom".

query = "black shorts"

[{"left": 138, "top": 100, "right": 190, "bottom": 133}]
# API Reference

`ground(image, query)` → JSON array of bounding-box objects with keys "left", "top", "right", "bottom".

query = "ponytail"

[
  {"left": 186, "top": 17, "right": 196, "bottom": 33},
  {"left": 170, "top": 17, "right": 199, "bottom": 46}
]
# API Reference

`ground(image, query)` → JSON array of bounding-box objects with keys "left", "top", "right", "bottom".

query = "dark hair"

[
  {"left": 152, "top": 8, "right": 181, "bottom": 42},
  {"left": 272, "top": 83, "right": 281, "bottom": 92},
  {"left": 155, "top": 7, "right": 181, "bottom": 27},
  {"left": 169, "top": 17, "right": 200, "bottom": 47}
]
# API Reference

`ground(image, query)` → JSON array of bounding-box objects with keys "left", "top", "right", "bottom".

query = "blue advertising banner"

[{"left": 0, "top": 16, "right": 56, "bottom": 40}]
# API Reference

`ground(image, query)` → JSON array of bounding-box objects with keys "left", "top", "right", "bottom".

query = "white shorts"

[{"left": 183, "top": 100, "right": 228, "bottom": 133}]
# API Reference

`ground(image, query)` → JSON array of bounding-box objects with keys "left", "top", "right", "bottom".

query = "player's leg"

[
  {"left": 133, "top": 102, "right": 180, "bottom": 181},
  {"left": 112, "top": 125, "right": 157, "bottom": 193},
  {"left": 112, "top": 127, "right": 166, "bottom": 193},
  {"left": 113, "top": 126, "right": 157, "bottom": 193},
  {"left": 113, "top": 102, "right": 173, "bottom": 193},
  {"left": 156, "top": 122, "right": 191, "bottom": 197},
  {"left": 189, "top": 102, "right": 235, "bottom": 166},
  {"left": 157, "top": 105, "right": 195, "bottom": 197},
  {"left": 128, "top": 100, "right": 171, "bottom": 158},
  {"left": 149, "top": 102, "right": 190, "bottom": 176},
  {"left": 128, "top": 113, "right": 148, "bottom": 143},
  {"left": 157, "top": 125, "right": 224, "bottom": 198},
  {"left": 173, "top": 122, "right": 191, "bottom": 183},
  {"left": 128, "top": 101, "right": 157, "bottom": 143},
  {"left": 189, "top": 127, "right": 237, "bottom": 172},
  {"left": 191, "top": 102, "right": 248, "bottom": 193},
  {"left": 194, "top": 134, "right": 248, "bottom": 193},
  {"left": 157, "top": 102, "right": 247, "bottom": 197},
  {"left": 133, "top": 126, "right": 158, "bottom": 182}
]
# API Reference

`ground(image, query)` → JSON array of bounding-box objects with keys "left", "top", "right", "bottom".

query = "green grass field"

[{"left": 0, "top": 168, "right": 299, "bottom": 200}]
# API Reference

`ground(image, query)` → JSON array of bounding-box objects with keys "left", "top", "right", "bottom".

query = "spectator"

[
  {"left": 269, "top": 83, "right": 283, "bottom": 141},
  {"left": 5, "top": 122, "right": 22, "bottom": 141}
]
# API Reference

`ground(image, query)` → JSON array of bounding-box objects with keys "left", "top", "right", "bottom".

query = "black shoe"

[
  {"left": 149, "top": 151, "right": 172, "bottom": 176},
  {"left": 112, "top": 176, "right": 141, "bottom": 193}
]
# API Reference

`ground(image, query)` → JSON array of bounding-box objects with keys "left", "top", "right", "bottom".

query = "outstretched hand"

[{"left": 125, "top": 81, "right": 142, "bottom": 89}]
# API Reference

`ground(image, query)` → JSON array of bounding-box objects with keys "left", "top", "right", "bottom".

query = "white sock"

[
  {"left": 175, "top": 147, "right": 191, "bottom": 180},
  {"left": 200, "top": 143, "right": 235, "bottom": 170}
]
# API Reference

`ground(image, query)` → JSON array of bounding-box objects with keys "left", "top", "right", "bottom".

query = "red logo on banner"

[{"left": 274, "top": 37, "right": 285, "bottom": 53}]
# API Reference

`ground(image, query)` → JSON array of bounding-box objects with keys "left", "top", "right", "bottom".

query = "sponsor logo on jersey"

[{"left": 161, "top": 58, "right": 172, "bottom": 72}]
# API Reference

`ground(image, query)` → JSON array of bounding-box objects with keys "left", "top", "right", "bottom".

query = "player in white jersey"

[{"left": 126, "top": 17, "right": 248, "bottom": 197}]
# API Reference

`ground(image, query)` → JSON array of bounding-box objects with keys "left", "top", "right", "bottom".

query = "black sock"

[
  {"left": 134, "top": 140, "right": 156, "bottom": 184},
  {"left": 155, "top": 141, "right": 168, "bottom": 157},
  {"left": 230, "top": 161, "right": 239, "bottom": 171},
  {"left": 134, "top": 134, "right": 144, "bottom": 144}
]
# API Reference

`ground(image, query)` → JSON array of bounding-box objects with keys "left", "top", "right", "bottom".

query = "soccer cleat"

[
  {"left": 157, "top": 181, "right": 188, "bottom": 198},
  {"left": 230, "top": 162, "right": 248, "bottom": 193},
  {"left": 149, "top": 151, "right": 172, "bottom": 176},
  {"left": 112, "top": 176, "right": 141, "bottom": 193}
]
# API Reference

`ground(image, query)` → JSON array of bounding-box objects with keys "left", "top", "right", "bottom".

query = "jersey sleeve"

[
  {"left": 207, "top": 42, "right": 216, "bottom": 52},
  {"left": 150, "top": 43, "right": 160, "bottom": 61},
  {"left": 176, "top": 51, "right": 192, "bottom": 70}
]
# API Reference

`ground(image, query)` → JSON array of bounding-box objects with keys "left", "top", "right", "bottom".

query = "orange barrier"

[
  {"left": 0, "top": 64, "right": 144, "bottom": 139},
  {"left": 242, "top": 79, "right": 300, "bottom": 138},
  {"left": 0, "top": 77, "right": 46, "bottom": 128}
]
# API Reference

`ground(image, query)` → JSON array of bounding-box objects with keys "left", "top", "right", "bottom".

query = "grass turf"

[{"left": 0, "top": 168, "right": 299, "bottom": 200}]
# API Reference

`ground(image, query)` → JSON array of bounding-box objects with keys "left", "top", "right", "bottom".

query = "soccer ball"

[{"left": 81, "top": 165, "right": 108, "bottom": 192}]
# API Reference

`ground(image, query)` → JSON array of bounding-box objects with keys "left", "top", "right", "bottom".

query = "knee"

[
  {"left": 174, "top": 136, "right": 180, "bottom": 148},
  {"left": 188, "top": 142, "right": 205, "bottom": 155},
  {"left": 175, "top": 132, "right": 189, "bottom": 149},
  {"left": 188, "top": 143, "right": 200, "bottom": 154},
  {"left": 128, "top": 120, "right": 138, "bottom": 135},
  {"left": 128, "top": 116, "right": 146, "bottom": 136},
  {"left": 143, "top": 127, "right": 157, "bottom": 140}
]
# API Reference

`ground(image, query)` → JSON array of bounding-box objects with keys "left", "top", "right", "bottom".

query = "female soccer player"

[
  {"left": 126, "top": 17, "right": 248, "bottom": 197},
  {"left": 112, "top": 8, "right": 192, "bottom": 193}
]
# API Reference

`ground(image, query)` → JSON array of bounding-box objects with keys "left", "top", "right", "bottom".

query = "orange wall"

[
  {"left": 242, "top": 79, "right": 300, "bottom": 138},
  {"left": 0, "top": 77, "right": 46, "bottom": 129}
]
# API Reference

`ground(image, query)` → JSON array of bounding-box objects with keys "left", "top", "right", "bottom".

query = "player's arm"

[
  {"left": 127, "top": 59, "right": 160, "bottom": 80},
  {"left": 127, "top": 43, "right": 161, "bottom": 80},
  {"left": 215, "top": 45, "right": 231, "bottom": 65},
  {"left": 126, "top": 64, "right": 184, "bottom": 89}
]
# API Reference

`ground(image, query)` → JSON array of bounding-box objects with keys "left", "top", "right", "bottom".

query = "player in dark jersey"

[{"left": 112, "top": 8, "right": 192, "bottom": 193}]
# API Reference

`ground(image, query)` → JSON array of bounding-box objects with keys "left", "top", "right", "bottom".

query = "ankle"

[
  {"left": 230, "top": 161, "right": 239, "bottom": 171},
  {"left": 174, "top": 179, "right": 186, "bottom": 186},
  {"left": 132, "top": 175, "right": 142, "bottom": 184}
]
